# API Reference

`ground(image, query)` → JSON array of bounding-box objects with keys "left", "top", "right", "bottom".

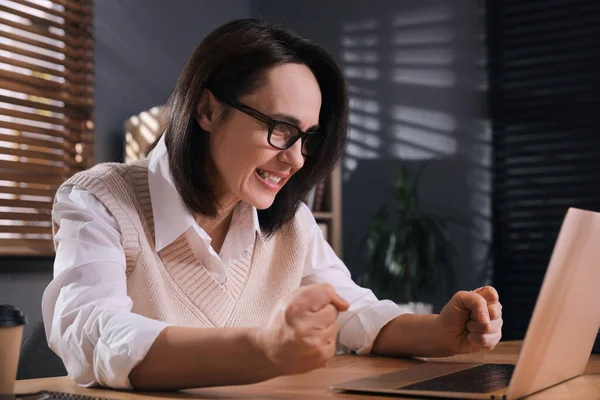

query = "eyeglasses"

[{"left": 220, "top": 99, "right": 324, "bottom": 156}]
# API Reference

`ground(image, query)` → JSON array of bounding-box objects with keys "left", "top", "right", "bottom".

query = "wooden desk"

[{"left": 15, "top": 341, "right": 600, "bottom": 399}]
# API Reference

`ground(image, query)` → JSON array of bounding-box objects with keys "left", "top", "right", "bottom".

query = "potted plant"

[{"left": 357, "top": 166, "right": 457, "bottom": 313}]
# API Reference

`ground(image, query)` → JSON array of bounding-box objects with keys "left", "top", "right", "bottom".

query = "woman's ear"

[{"left": 195, "top": 90, "right": 223, "bottom": 132}]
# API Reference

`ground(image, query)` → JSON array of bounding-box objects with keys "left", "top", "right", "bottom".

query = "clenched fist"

[
  {"left": 254, "top": 283, "right": 349, "bottom": 375},
  {"left": 435, "top": 286, "right": 503, "bottom": 354}
]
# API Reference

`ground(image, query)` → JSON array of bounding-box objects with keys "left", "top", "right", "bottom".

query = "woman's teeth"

[{"left": 257, "top": 169, "right": 282, "bottom": 184}]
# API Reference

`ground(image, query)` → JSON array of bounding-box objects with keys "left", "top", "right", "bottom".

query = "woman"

[{"left": 42, "top": 19, "right": 502, "bottom": 390}]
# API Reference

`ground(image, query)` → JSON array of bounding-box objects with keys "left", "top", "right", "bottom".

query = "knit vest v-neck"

[{"left": 53, "top": 161, "right": 308, "bottom": 328}]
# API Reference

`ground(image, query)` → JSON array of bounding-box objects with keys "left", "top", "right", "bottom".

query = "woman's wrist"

[
  {"left": 246, "top": 326, "right": 282, "bottom": 380},
  {"left": 372, "top": 313, "right": 453, "bottom": 357}
]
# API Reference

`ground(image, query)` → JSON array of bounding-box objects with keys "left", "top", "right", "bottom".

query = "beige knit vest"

[{"left": 53, "top": 160, "right": 308, "bottom": 328}]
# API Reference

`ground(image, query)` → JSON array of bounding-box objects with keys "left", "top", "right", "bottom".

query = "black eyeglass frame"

[{"left": 219, "top": 99, "right": 323, "bottom": 156}]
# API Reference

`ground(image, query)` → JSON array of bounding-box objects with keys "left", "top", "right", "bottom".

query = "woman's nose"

[{"left": 279, "top": 138, "right": 305, "bottom": 170}]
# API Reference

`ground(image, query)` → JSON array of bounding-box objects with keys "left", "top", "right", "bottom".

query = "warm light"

[
  {"left": 130, "top": 116, "right": 140, "bottom": 126},
  {"left": 139, "top": 124, "right": 156, "bottom": 144},
  {"left": 125, "top": 145, "right": 138, "bottom": 162},
  {"left": 140, "top": 111, "right": 159, "bottom": 131},
  {"left": 129, "top": 138, "right": 139, "bottom": 153}
]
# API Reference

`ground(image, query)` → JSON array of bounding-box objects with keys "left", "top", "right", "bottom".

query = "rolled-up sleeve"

[
  {"left": 42, "top": 186, "right": 170, "bottom": 389},
  {"left": 298, "top": 204, "right": 406, "bottom": 355}
]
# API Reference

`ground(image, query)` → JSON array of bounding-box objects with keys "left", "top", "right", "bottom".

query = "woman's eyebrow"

[{"left": 271, "top": 113, "right": 319, "bottom": 131}]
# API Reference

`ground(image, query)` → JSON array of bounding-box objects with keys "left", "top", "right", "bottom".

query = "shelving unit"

[
  {"left": 309, "top": 166, "right": 342, "bottom": 258},
  {"left": 124, "top": 106, "right": 342, "bottom": 257}
]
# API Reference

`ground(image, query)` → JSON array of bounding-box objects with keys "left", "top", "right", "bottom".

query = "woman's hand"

[
  {"left": 434, "top": 286, "right": 503, "bottom": 354},
  {"left": 254, "top": 283, "right": 349, "bottom": 375}
]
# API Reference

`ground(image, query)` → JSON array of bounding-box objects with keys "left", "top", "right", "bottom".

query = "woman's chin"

[{"left": 246, "top": 194, "right": 276, "bottom": 210}]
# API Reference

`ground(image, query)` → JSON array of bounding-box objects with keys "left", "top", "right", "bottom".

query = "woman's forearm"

[
  {"left": 371, "top": 313, "right": 451, "bottom": 357},
  {"left": 129, "top": 325, "right": 279, "bottom": 390}
]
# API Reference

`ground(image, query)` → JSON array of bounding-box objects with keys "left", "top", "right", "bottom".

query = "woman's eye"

[{"left": 273, "top": 125, "right": 295, "bottom": 138}]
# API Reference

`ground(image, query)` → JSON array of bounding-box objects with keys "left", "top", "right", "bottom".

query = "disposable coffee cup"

[{"left": 0, "top": 305, "right": 26, "bottom": 396}]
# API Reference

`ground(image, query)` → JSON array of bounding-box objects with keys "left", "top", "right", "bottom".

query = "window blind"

[
  {"left": 0, "top": 0, "right": 93, "bottom": 256},
  {"left": 486, "top": 0, "right": 600, "bottom": 341}
]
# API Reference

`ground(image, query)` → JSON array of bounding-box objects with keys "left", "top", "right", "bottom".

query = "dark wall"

[
  {"left": 487, "top": 0, "right": 600, "bottom": 341},
  {"left": 94, "top": 0, "right": 250, "bottom": 162},
  {"left": 252, "top": 0, "right": 491, "bottom": 308},
  {"left": 0, "top": 0, "right": 251, "bottom": 337},
  {"left": 0, "top": 262, "right": 53, "bottom": 338}
]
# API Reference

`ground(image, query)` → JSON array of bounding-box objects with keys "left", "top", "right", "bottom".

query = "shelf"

[
  {"left": 313, "top": 212, "right": 334, "bottom": 220},
  {"left": 310, "top": 165, "right": 342, "bottom": 258}
]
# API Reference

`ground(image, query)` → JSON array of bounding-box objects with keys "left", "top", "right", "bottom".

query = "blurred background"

[{"left": 0, "top": 0, "right": 599, "bottom": 350}]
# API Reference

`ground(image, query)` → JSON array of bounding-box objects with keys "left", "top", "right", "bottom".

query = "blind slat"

[
  {"left": 0, "top": 239, "right": 54, "bottom": 256},
  {"left": 57, "top": 0, "right": 92, "bottom": 14},
  {"left": 0, "top": 3, "right": 64, "bottom": 31},
  {"left": 0, "top": 0, "right": 93, "bottom": 256},
  {"left": 0, "top": 28, "right": 93, "bottom": 63},
  {"left": 0, "top": 211, "right": 51, "bottom": 222},
  {"left": 9, "top": 0, "right": 88, "bottom": 25},
  {"left": 0, "top": 119, "right": 67, "bottom": 140},
  {"left": 0, "top": 77, "right": 92, "bottom": 110},
  {"left": 0, "top": 186, "right": 57, "bottom": 198},
  {"left": 0, "top": 41, "right": 62, "bottom": 66},
  {"left": 0, "top": 159, "right": 64, "bottom": 174},
  {"left": 0, "top": 172, "right": 65, "bottom": 185},
  {"left": 0, "top": 105, "right": 64, "bottom": 126},
  {"left": 0, "top": 55, "right": 66, "bottom": 79},
  {"left": 0, "top": 17, "right": 66, "bottom": 47},
  {"left": 0, "top": 225, "right": 52, "bottom": 235},
  {"left": 0, "top": 28, "right": 66, "bottom": 55},
  {"left": 0, "top": 131, "right": 74, "bottom": 154},
  {"left": 0, "top": 198, "right": 53, "bottom": 210},
  {"left": 0, "top": 42, "right": 91, "bottom": 75},
  {"left": 0, "top": 146, "right": 67, "bottom": 163},
  {"left": 0, "top": 94, "right": 66, "bottom": 115}
]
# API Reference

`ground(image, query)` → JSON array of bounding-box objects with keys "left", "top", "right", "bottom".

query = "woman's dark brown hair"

[{"left": 148, "top": 18, "right": 348, "bottom": 237}]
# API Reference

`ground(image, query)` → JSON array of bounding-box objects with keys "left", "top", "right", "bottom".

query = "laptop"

[{"left": 333, "top": 207, "right": 600, "bottom": 400}]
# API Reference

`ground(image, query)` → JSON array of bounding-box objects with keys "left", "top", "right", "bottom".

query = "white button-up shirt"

[{"left": 42, "top": 135, "right": 404, "bottom": 389}]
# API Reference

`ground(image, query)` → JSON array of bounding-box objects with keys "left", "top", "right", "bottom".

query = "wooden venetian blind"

[
  {"left": 0, "top": 0, "right": 93, "bottom": 256},
  {"left": 487, "top": 0, "right": 600, "bottom": 340}
]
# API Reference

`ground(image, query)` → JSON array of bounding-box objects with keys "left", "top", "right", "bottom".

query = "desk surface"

[{"left": 15, "top": 341, "right": 600, "bottom": 399}]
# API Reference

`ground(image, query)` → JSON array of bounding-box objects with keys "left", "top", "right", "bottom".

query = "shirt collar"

[{"left": 147, "top": 134, "right": 264, "bottom": 251}]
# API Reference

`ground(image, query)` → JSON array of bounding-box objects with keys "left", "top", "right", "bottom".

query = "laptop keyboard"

[{"left": 398, "top": 363, "right": 515, "bottom": 393}]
